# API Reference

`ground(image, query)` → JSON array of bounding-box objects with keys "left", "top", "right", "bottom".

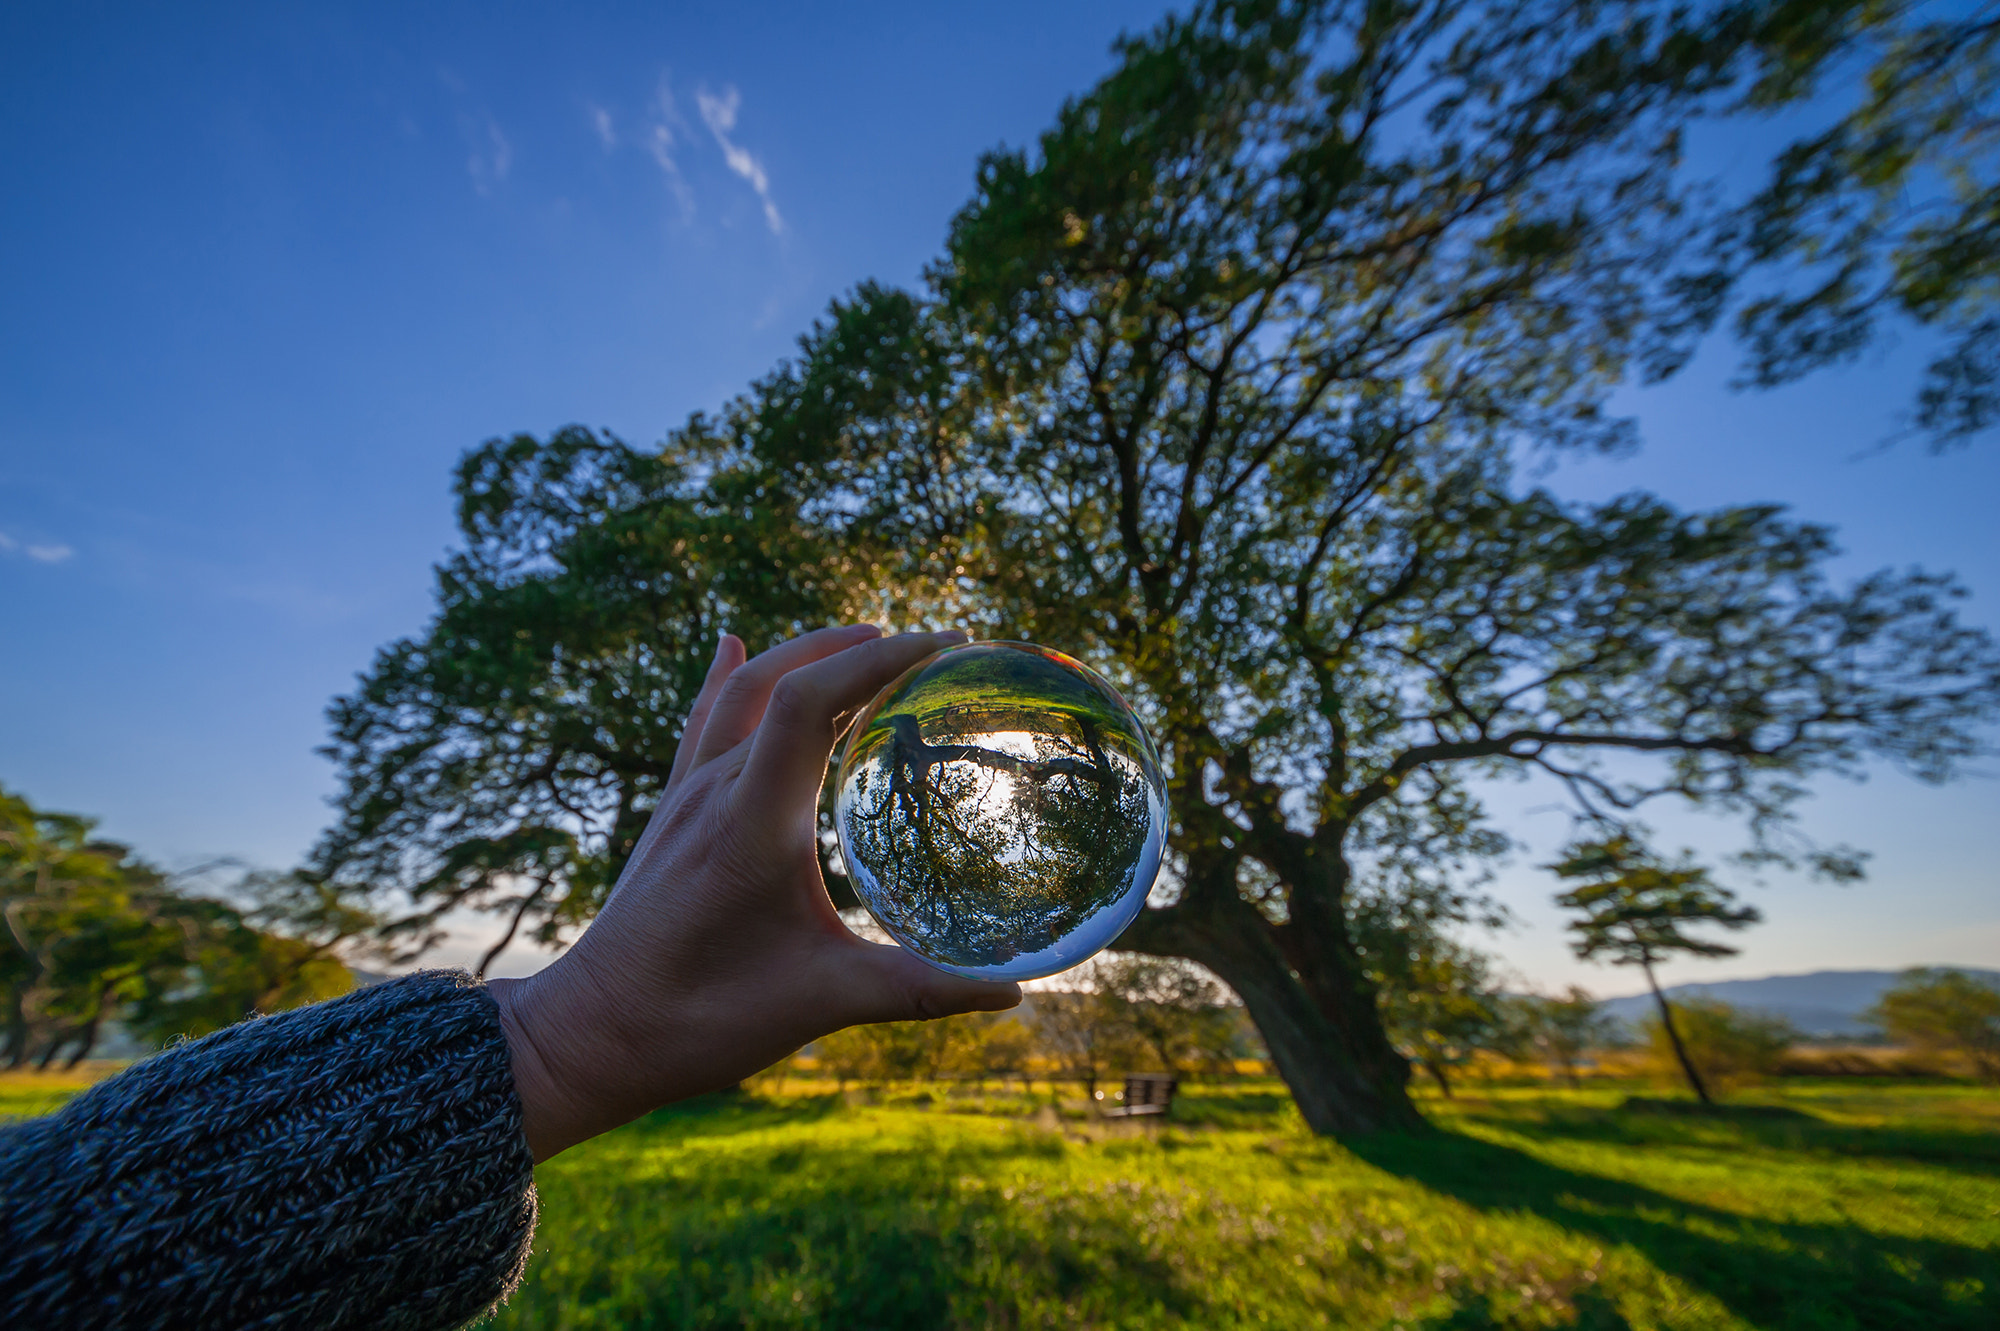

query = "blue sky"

[{"left": 4, "top": 2, "right": 1995, "bottom": 992}]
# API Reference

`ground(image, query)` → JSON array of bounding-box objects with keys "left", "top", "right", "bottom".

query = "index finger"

[
  {"left": 688, "top": 623, "right": 883, "bottom": 769},
  {"left": 738, "top": 630, "right": 966, "bottom": 813}
]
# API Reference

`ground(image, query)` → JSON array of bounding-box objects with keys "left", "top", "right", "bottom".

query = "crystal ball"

[{"left": 834, "top": 640, "right": 1167, "bottom": 981}]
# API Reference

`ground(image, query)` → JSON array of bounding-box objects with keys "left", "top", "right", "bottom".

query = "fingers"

[
  {"left": 840, "top": 938, "right": 1024, "bottom": 1026},
  {"left": 689, "top": 624, "right": 883, "bottom": 769},
  {"left": 666, "top": 633, "right": 746, "bottom": 796},
  {"left": 739, "top": 630, "right": 966, "bottom": 812}
]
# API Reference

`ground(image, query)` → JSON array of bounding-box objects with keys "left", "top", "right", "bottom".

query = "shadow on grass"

[
  {"left": 519, "top": 1102, "right": 1194, "bottom": 1330},
  {"left": 1446, "top": 1099, "right": 2000, "bottom": 1179},
  {"left": 1350, "top": 1128, "right": 1996, "bottom": 1330},
  {"left": 1169, "top": 1089, "right": 1297, "bottom": 1129}
]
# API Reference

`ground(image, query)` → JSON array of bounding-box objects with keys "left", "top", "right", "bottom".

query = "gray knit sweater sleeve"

[{"left": 0, "top": 970, "right": 538, "bottom": 1330}]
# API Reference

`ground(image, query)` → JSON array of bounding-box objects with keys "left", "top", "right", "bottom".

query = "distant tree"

[
  {"left": 1547, "top": 836, "right": 1763, "bottom": 1104},
  {"left": 957, "top": 1012, "right": 1038, "bottom": 1090},
  {"left": 1511, "top": 987, "right": 1621, "bottom": 1088},
  {"left": 1, "top": 787, "right": 365, "bottom": 1065},
  {"left": 1095, "top": 954, "right": 1243, "bottom": 1079},
  {"left": 121, "top": 871, "right": 365, "bottom": 1046},
  {"left": 1868, "top": 967, "right": 2000, "bottom": 1080},
  {"left": 812, "top": 1025, "right": 876, "bottom": 1091},
  {"left": 1370, "top": 929, "right": 1503, "bottom": 1097},
  {"left": 1644, "top": 996, "right": 1797, "bottom": 1089},
  {"left": 1031, "top": 968, "right": 1141, "bottom": 1102}
]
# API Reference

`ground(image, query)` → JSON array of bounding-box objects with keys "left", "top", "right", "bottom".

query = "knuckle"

[
  {"left": 767, "top": 673, "right": 819, "bottom": 723},
  {"left": 716, "top": 672, "right": 763, "bottom": 708},
  {"left": 907, "top": 985, "right": 950, "bottom": 1022}
]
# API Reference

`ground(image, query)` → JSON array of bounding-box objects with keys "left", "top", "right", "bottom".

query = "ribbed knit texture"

[{"left": 0, "top": 970, "right": 538, "bottom": 1331}]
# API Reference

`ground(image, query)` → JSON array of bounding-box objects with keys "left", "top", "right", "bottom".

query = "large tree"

[
  {"left": 313, "top": 429, "right": 845, "bottom": 967},
  {"left": 319, "top": 0, "right": 2000, "bottom": 1135},
  {"left": 715, "top": 0, "right": 1998, "bottom": 1132}
]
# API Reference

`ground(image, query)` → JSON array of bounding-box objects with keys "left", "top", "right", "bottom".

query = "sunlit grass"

[
  {"left": 504, "top": 1079, "right": 1996, "bottom": 1329},
  {"left": 0, "top": 1062, "right": 125, "bottom": 1119},
  {"left": 8, "top": 1069, "right": 1994, "bottom": 1327}
]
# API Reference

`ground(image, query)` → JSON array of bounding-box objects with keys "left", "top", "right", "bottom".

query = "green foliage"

[
  {"left": 1547, "top": 836, "right": 1763, "bottom": 972},
  {"left": 318, "top": 0, "right": 2000, "bottom": 1135},
  {"left": 1, "top": 788, "right": 174, "bottom": 1068},
  {"left": 1, "top": 786, "right": 367, "bottom": 1064},
  {"left": 1869, "top": 967, "right": 2000, "bottom": 1080},
  {"left": 1713, "top": 0, "right": 2000, "bottom": 447},
  {"left": 1643, "top": 997, "right": 1798, "bottom": 1090},
  {"left": 494, "top": 1085, "right": 2000, "bottom": 1327},
  {"left": 313, "top": 428, "right": 842, "bottom": 968},
  {"left": 1504, "top": 988, "right": 1624, "bottom": 1087},
  {"left": 1546, "top": 835, "right": 1766, "bottom": 1103},
  {"left": 1371, "top": 928, "right": 1505, "bottom": 1097}
]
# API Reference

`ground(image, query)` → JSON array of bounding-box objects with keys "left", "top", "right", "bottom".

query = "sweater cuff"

[{"left": 1, "top": 969, "right": 538, "bottom": 1331}]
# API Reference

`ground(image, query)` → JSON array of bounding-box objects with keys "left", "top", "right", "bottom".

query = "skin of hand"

[{"left": 489, "top": 624, "right": 1021, "bottom": 1162}]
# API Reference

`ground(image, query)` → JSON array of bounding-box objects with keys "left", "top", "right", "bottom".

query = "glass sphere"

[{"left": 834, "top": 640, "right": 1167, "bottom": 981}]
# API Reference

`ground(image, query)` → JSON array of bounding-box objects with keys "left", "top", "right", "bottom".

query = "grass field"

[{"left": 6, "top": 1070, "right": 1995, "bottom": 1328}]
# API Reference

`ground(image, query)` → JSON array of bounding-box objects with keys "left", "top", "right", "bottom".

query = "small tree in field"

[
  {"left": 1644, "top": 997, "right": 1795, "bottom": 1090},
  {"left": 1868, "top": 968, "right": 2000, "bottom": 1081},
  {"left": 1030, "top": 965, "right": 1145, "bottom": 1102},
  {"left": 1374, "top": 933, "right": 1502, "bottom": 1098},
  {"left": 1548, "top": 836, "right": 1760, "bottom": 1104},
  {"left": 1510, "top": 987, "right": 1620, "bottom": 1088},
  {"left": 1095, "top": 954, "right": 1242, "bottom": 1079}
]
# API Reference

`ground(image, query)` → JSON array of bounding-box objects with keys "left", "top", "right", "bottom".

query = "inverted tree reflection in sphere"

[{"left": 834, "top": 641, "right": 1167, "bottom": 981}]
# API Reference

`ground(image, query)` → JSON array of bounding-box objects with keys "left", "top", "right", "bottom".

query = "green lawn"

[
  {"left": 500, "top": 1080, "right": 1997, "bottom": 1329},
  {"left": 6, "top": 1071, "right": 1995, "bottom": 1328}
]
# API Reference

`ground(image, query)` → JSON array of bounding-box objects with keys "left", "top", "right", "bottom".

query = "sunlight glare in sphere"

[{"left": 834, "top": 641, "right": 1168, "bottom": 981}]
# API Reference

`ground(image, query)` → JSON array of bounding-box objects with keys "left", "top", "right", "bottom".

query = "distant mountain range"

[{"left": 1595, "top": 968, "right": 2000, "bottom": 1038}]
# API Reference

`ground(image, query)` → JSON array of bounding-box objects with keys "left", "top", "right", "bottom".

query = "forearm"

[{"left": 0, "top": 971, "right": 537, "bottom": 1331}]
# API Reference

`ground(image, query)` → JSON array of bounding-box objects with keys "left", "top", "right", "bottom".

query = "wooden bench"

[{"left": 1101, "top": 1073, "right": 1178, "bottom": 1119}]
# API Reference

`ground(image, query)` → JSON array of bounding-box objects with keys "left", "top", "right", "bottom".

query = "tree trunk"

[
  {"left": 1644, "top": 961, "right": 1711, "bottom": 1104},
  {"left": 63, "top": 1005, "right": 105, "bottom": 1070},
  {"left": 1118, "top": 881, "right": 1424, "bottom": 1136},
  {"left": 1424, "top": 1059, "right": 1453, "bottom": 1097},
  {"left": 36, "top": 1031, "right": 64, "bottom": 1071}
]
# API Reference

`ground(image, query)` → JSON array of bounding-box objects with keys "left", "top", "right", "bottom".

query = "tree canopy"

[
  {"left": 1868, "top": 967, "right": 2000, "bottom": 1079},
  {"left": 1706, "top": 0, "right": 2000, "bottom": 448},
  {"left": 318, "top": 0, "right": 2000, "bottom": 1135},
  {"left": 1, "top": 786, "right": 359, "bottom": 1067}
]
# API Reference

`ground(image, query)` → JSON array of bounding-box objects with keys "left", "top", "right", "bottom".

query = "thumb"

[{"left": 841, "top": 940, "right": 1023, "bottom": 1024}]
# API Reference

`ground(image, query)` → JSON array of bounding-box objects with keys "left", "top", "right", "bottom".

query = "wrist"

[{"left": 490, "top": 968, "right": 613, "bottom": 1163}]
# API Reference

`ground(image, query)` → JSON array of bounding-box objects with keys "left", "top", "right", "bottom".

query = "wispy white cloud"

[
  {"left": 465, "top": 116, "right": 512, "bottom": 195},
  {"left": 696, "top": 85, "right": 783, "bottom": 235},
  {"left": 0, "top": 530, "right": 74, "bottom": 564},
  {"left": 589, "top": 104, "right": 616, "bottom": 151},
  {"left": 647, "top": 75, "right": 695, "bottom": 222}
]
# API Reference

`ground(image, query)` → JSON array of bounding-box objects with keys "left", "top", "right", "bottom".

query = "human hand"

[{"left": 489, "top": 624, "right": 1021, "bottom": 1161}]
